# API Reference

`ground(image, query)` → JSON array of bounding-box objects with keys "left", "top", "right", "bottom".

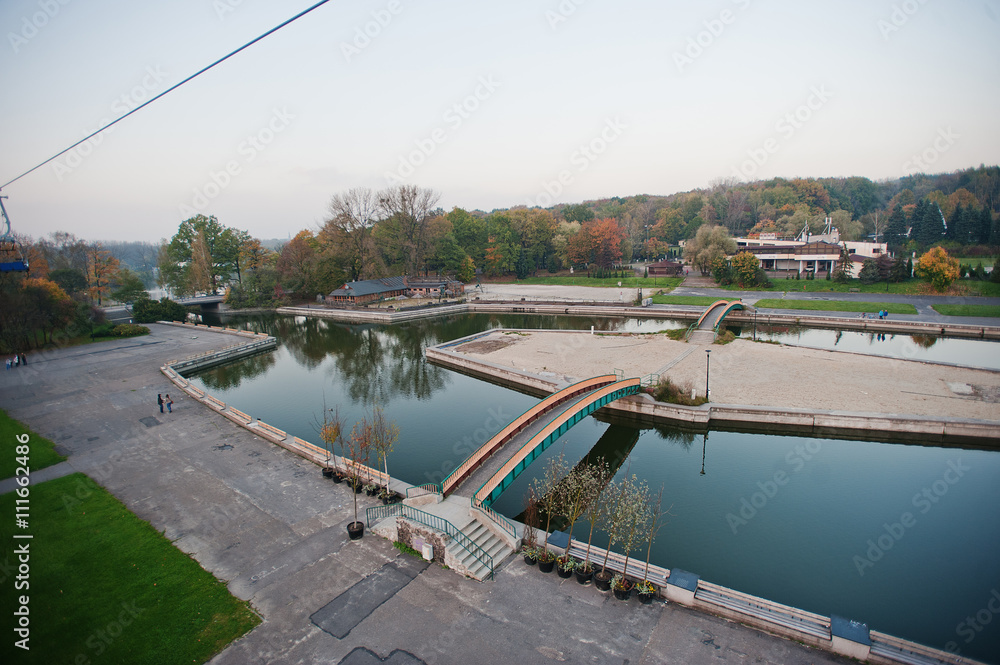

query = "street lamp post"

[
  {"left": 753, "top": 308, "right": 757, "bottom": 341},
  {"left": 705, "top": 349, "right": 711, "bottom": 400}
]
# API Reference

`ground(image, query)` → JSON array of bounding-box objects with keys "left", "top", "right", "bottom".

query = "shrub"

[
  {"left": 111, "top": 324, "right": 150, "bottom": 338},
  {"left": 652, "top": 377, "right": 707, "bottom": 406},
  {"left": 90, "top": 323, "right": 115, "bottom": 339}
]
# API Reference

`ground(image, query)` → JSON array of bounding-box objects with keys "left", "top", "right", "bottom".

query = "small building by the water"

[{"left": 327, "top": 275, "right": 465, "bottom": 305}]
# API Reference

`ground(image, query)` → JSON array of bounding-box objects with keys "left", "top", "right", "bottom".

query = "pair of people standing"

[{"left": 157, "top": 394, "right": 173, "bottom": 413}]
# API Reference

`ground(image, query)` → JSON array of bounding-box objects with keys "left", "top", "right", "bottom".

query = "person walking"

[
  {"left": 165, "top": 395, "right": 173, "bottom": 413},
  {"left": 157, "top": 394, "right": 164, "bottom": 413}
]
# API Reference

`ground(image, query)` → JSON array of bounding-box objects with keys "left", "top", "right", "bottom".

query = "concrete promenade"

[{"left": 0, "top": 324, "right": 870, "bottom": 665}]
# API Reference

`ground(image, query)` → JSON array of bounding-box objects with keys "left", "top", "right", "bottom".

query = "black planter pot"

[
  {"left": 594, "top": 570, "right": 613, "bottom": 591},
  {"left": 352, "top": 481, "right": 363, "bottom": 494},
  {"left": 347, "top": 521, "right": 365, "bottom": 540},
  {"left": 537, "top": 557, "right": 555, "bottom": 573},
  {"left": 322, "top": 467, "right": 334, "bottom": 478},
  {"left": 557, "top": 566, "right": 574, "bottom": 579},
  {"left": 613, "top": 583, "right": 633, "bottom": 601},
  {"left": 331, "top": 472, "right": 345, "bottom": 484},
  {"left": 365, "top": 486, "right": 380, "bottom": 497},
  {"left": 575, "top": 567, "right": 594, "bottom": 585},
  {"left": 389, "top": 492, "right": 403, "bottom": 504},
  {"left": 637, "top": 591, "right": 655, "bottom": 605},
  {"left": 523, "top": 554, "right": 537, "bottom": 566}
]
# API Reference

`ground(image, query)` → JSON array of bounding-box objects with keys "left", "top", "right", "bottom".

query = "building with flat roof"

[{"left": 326, "top": 275, "right": 465, "bottom": 305}]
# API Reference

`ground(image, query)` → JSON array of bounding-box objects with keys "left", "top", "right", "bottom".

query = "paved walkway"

[{"left": 0, "top": 324, "right": 856, "bottom": 665}]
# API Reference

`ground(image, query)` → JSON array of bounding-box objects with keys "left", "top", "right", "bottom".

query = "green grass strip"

[
  {"left": 931, "top": 304, "right": 1000, "bottom": 317},
  {"left": 650, "top": 295, "right": 724, "bottom": 306},
  {"left": 1, "top": 410, "right": 66, "bottom": 478},
  {"left": 0, "top": 473, "right": 259, "bottom": 664},
  {"left": 754, "top": 299, "right": 917, "bottom": 314}
]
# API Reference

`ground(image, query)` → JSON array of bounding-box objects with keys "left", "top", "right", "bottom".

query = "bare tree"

[
  {"left": 322, "top": 187, "right": 383, "bottom": 281},
  {"left": 377, "top": 185, "right": 441, "bottom": 275}
]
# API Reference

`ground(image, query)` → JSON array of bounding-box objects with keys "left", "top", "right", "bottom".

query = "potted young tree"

[
  {"left": 371, "top": 404, "right": 400, "bottom": 504},
  {"left": 637, "top": 486, "right": 671, "bottom": 604},
  {"left": 533, "top": 453, "right": 570, "bottom": 573},
  {"left": 319, "top": 406, "right": 345, "bottom": 482},
  {"left": 594, "top": 480, "right": 623, "bottom": 591},
  {"left": 611, "top": 476, "right": 650, "bottom": 601},
  {"left": 521, "top": 490, "right": 540, "bottom": 566},
  {"left": 572, "top": 459, "right": 612, "bottom": 585},
  {"left": 344, "top": 416, "right": 373, "bottom": 540}
]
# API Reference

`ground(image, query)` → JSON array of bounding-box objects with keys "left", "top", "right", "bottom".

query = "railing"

[
  {"left": 683, "top": 321, "right": 698, "bottom": 341},
  {"left": 474, "top": 378, "right": 642, "bottom": 507},
  {"left": 440, "top": 375, "right": 619, "bottom": 495},
  {"left": 695, "top": 300, "right": 730, "bottom": 329},
  {"left": 471, "top": 499, "right": 516, "bottom": 539},
  {"left": 406, "top": 483, "right": 443, "bottom": 498},
  {"left": 366, "top": 504, "right": 495, "bottom": 580}
]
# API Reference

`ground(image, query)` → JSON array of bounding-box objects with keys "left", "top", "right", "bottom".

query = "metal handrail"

[
  {"left": 471, "top": 499, "right": 516, "bottom": 539},
  {"left": 365, "top": 504, "right": 494, "bottom": 580},
  {"left": 440, "top": 375, "right": 618, "bottom": 495},
  {"left": 406, "top": 483, "right": 442, "bottom": 498}
]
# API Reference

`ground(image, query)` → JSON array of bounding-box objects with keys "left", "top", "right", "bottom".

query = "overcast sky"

[{"left": 2, "top": 0, "right": 998, "bottom": 243}]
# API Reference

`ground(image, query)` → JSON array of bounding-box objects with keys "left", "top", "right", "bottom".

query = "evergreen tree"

[
  {"left": 858, "top": 258, "right": 880, "bottom": 284},
  {"left": 915, "top": 201, "right": 944, "bottom": 247},
  {"left": 884, "top": 204, "right": 907, "bottom": 247},
  {"left": 980, "top": 206, "right": 995, "bottom": 244}
]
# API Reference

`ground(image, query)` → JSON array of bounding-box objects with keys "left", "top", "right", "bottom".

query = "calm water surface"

[{"left": 192, "top": 312, "right": 1000, "bottom": 663}]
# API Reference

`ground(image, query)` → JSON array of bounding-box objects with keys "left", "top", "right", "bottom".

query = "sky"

[{"left": 1, "top": 0, "right": 999, "bottom": 243}]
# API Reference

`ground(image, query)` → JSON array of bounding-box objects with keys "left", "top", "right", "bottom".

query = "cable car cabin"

[{"left": 0, "top": 195, "right": 29, "bottom": 272}]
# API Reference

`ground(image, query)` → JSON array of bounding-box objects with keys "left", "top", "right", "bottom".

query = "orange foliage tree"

[
  {"left": 915, "top": 246, "right": 960, "bottom": 291},
  {"left": 566, "top": 218, "right": 625, "bottom": 268}
]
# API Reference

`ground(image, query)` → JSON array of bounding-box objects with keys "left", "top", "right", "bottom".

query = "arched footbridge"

[
  {"left": 688, "top": 300, "right": 747, "bottom": 342},
  {"left": 439, "top": 374, "right": 642, "bottom": 508}
]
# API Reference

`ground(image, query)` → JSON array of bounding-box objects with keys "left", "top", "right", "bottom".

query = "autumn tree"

[
  {"left": 915, "top": 246, "right": 960, "bottom": 291},
  {"left": 277, "top": 231, "right": 319, "bottom": 297},
  {"left": 457, "top": 256, "right": 475, "bottom": 283},
  {"left": 377, "top": 184, "right": 441, "bottom": 275},
  {"left": 683, "top": 225, "right": 736, "bottom": 276},
  {"left": 112, "top": 267, "right": 147, "bottom": 303},
  {"left": 566, "top": 218, "right": 625, "bottom": 268},
  {"left": 188, "top": 229, "right": 213, "bottom": 295},
  {"left": 85, "top": 243, "right": 120, "bottom": 306},
  {"left": 731, "top": 250, "right": 762, "bottom": 287}
]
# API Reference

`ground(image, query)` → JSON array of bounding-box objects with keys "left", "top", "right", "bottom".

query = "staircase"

[{"left": 446, "top": 514, "right": 514, "bottom": 581}]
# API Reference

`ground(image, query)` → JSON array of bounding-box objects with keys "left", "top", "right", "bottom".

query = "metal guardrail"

[
  {"left": 440, "top": 375, "right": 618, "bottom": 495},
  {"left": 471, "top": 500, "right": 516, "bottom": 540},
  {"left": 366, "top": 503, "right": 494, "bottom": 580},
  {"left": 406, "top": 483, "right": 442, "bottom": 498}
]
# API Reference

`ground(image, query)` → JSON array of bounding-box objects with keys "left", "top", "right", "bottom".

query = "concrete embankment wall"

[
  {"left": 425, "top": 335, "right": 1000, "bottom": 446},
  {"left": 278, "top": 302, "right": 1000, "bottom": 339}
]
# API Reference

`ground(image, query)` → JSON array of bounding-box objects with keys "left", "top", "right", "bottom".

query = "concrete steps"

[{"left": 445, "top": 516, "right": 513, "bottom": 581}]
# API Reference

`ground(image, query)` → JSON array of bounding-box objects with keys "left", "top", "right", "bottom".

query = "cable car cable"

[{"left": 1, "top": 0, "right": 333, "bottom": 189}]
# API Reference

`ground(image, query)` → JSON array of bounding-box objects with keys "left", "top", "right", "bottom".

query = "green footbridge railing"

[
  {"left": 474, "top": 377, "right": 642, "bottom": 508},
  {"left": 366, "top": 503, "right": 496, "bottom": 580}
]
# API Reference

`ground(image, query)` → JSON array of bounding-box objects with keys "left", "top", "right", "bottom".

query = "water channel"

[{"left": 192, "top": 311, "right": 1000, "bottom": 663}]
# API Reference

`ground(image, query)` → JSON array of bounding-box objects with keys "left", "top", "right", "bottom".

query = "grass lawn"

[
  {"left": 494, "top": 275, "right": 683, "bottom": 290},
  {"left": 0, "top": 473, "right": 259, "bottom": 664},
  {"left": 718, "top": 278, "right": 1000, "bottom": 297},
  {"left": 754, "top": 299, "right": 918, "bottom": 315},
  {"left": 931, "top": 304, "right": 1000, "bottom": 317},
  {"left": 650, "top": 295, "right": 727, "bottom": 306},
  {"left": 1, "top": 410, "right": 66, "bottom": 478}
]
